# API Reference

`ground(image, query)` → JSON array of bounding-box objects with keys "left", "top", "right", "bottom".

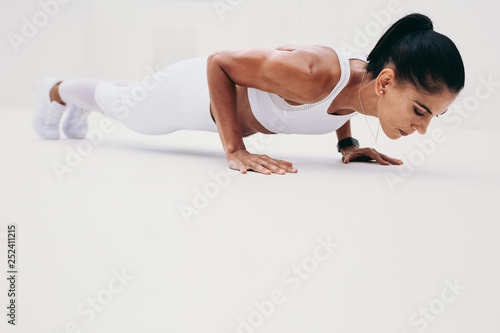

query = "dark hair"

[{"left": 366, "top": 13, "right": 465, "bottom": 94}]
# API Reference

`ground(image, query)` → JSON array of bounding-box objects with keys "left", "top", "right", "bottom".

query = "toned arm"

[{"left": 206, "top": 46, "right": 339, "bottom": 174}]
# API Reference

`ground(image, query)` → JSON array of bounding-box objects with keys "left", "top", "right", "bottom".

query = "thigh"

[{"left": 95, "top": 57, "right": 217, "bottom": 135}]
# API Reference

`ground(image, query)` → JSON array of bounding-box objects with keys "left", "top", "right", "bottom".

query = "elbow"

[
  {"left": 207, "top": 51, "right": 235, "bottom": 84},
  {"left": 207, "top": 51, "right": 226, "bottom": 70},
  {"left": 207, "top": 51, "right": 220, "bottom": 69},
  {"left": 207, "top": 51, "right": 219, "bottom": 62}
]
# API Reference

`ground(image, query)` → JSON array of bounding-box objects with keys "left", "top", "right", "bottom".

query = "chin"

[
  {"left": 390, "top": 132, "right": 402, "bottom": 140},
  {"left": 381, "top": 125, "right": 399, "bottom": 140}
]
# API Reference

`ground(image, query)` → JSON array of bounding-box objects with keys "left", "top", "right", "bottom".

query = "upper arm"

[{"left": 208, "top": 46, "right": 340, "bottom": 103}]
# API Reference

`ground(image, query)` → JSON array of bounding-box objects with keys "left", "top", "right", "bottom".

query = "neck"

[{"left": 335, "top": 68, "right": 379, "bottom": 118}]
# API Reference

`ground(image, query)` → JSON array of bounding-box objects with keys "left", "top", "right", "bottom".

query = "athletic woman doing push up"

[{"left": 33, "top": 13, "right": 465, "bottom": 175}]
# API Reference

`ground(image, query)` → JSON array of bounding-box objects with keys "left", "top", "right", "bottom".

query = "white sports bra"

[{"left": 247, "top": 47, "right": 368, "bottom": 135}]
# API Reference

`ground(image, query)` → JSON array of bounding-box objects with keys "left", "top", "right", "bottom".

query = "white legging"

[{"left": 58, "top": 57, "right": 218, "bottom": 135}]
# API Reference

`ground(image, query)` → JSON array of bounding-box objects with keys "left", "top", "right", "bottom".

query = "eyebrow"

[{"left": 414, "top": 100, "right": 448, "bottom": 116}]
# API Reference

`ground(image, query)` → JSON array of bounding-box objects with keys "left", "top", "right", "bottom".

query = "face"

[{"left": 375, "top": 68, "right": 458, "bottom": 140}]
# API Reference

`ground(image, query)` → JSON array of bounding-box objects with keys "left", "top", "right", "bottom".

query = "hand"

[
  {"left": 341, "top": 146, "right": 403, "bottom": 166},
  {"left": 227, "top": 149, "right": 298, "bottom": 175}
]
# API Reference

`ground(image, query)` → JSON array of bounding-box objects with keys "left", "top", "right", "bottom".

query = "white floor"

[{"left": 1, "top": 107, "right": 499, "bottom": 333}]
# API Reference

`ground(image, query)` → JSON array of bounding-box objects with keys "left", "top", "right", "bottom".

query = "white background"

[{"left": 1, "top": 0, "right": 499, "bottom": 131}]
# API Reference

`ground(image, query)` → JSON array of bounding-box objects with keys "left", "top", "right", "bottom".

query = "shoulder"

[
  {"left": 278, "top": 44, "right": 341, "bottom": 68},
  {"left": 281, "top": 45, "right": 342, "bottom": 100},
  {"left": 209, "top": 45, "right": 342, "bottom": 102}
]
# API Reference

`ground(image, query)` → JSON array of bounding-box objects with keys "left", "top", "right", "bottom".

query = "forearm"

[
  {"left": 207, "top": 53, "right": 246, "bottom": 155},
  {"left": 336, "top": 120, "right": 358, "bottom": 154},
  {"left": 336, "top": 120, "right": 352, "bottom": 142}
]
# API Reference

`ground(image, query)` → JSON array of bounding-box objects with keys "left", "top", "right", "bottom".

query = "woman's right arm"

[{"left": 206, "top": 47, "right": 331, "bottom": 175}]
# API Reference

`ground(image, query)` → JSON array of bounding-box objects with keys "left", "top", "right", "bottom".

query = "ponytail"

[{"left": 366, "top": 13, "right": 465, "bottom": 93}]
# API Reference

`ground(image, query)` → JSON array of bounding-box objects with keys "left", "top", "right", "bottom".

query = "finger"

[
  {"left": 378, "top": 153, "right": 404, "bottom": 165},
  {"left": 248, "top": 162, "right": 272, "bottom": 175},
  {"left": 343, "top": 154, "right": 373, "bottom": 163},
  {"left": 229, "top": 160, "right": 248, "bottom": 174},
  {"left": 257, "top": 165, "right": 272, "bottom": 175},
  {"left": 265, "top": 159, "right": 295, "bottom": 174},
  {"left": 258, "top": 155, "right": 294, "bottom": 169},
  {"left": 256, "top": 157, "right": 291, "bottom": 174},
  {"left": 343, "top": 157, "right": 366, "bottom": 163},
  {"left": 271, "top": 161, "right": 295, "bottom": 174},
  {"left": 366, "top": 150, "right": 390, "bottom": 165},
  {"left": 237, "top": 162, "right": 248, "bottom": 174},
  {"left": 277, "top": 159, "right": 293, "bottom": 166},
  {"left": 342, "top": 152, "right": 369, "bottom": 163},
  {"left": 350, "top": 155, "right": 373, "bottom": 162},
  {"left": 233, "top": 163, "right": 247, "bottom": 174},
  {"left": 257, "top": 160, "right": 285, "bottom": 175},
  {"left": 276, "top": 159, "right": 298, "bottom": 172}
]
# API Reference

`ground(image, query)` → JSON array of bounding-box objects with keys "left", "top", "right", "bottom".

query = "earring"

[{"left": 380, "top": 90, "right": 384, "bottom": 94}]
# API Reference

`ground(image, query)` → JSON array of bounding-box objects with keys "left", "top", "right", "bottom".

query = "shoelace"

[
  {"left": 68, "top": 104, "right": 91, "bottom": 127},
  {"left": 44, "top": 101, "right": 65, "bottom": 125}
]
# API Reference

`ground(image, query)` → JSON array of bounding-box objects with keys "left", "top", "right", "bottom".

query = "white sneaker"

[
  {"left": 62, "top": 103, "right": 91, "bottom": 139},
  {"left": 32, "top": 77, "right": 66, "bottom": 139}
]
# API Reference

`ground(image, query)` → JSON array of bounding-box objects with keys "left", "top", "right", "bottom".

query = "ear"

[{"left": 376, "top": 68, "right": 396, "bottom": 96}]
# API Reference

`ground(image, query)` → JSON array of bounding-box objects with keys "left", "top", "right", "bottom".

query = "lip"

[{"left": 399, "top": 129, "right": 408, "bottom": 136}]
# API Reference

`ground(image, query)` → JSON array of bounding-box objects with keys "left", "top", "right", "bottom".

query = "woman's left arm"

[{"left": 335, "top": 121, "right": 403, "bottom": 165}]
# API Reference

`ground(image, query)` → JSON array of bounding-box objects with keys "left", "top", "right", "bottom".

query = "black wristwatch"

[{"left": 337, "top": 137, "right": 360, "bottom": 153}]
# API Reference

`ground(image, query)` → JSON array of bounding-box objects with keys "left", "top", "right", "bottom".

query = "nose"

[{"left": 411, "top": 117, "right": 431, "bottom": 135}]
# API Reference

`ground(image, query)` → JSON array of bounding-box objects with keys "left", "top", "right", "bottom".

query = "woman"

[{"left": 32, "top": 13, "right": 465, "bottom": 175}]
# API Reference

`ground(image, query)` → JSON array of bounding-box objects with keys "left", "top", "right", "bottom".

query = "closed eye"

[{"left": 414, "top": 107, "right": 425, "bottom": 117}]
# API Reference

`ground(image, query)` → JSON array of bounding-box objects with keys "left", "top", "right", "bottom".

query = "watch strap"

[{"left": 337, "top": 137, "right": 359, "bottom": 153}]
